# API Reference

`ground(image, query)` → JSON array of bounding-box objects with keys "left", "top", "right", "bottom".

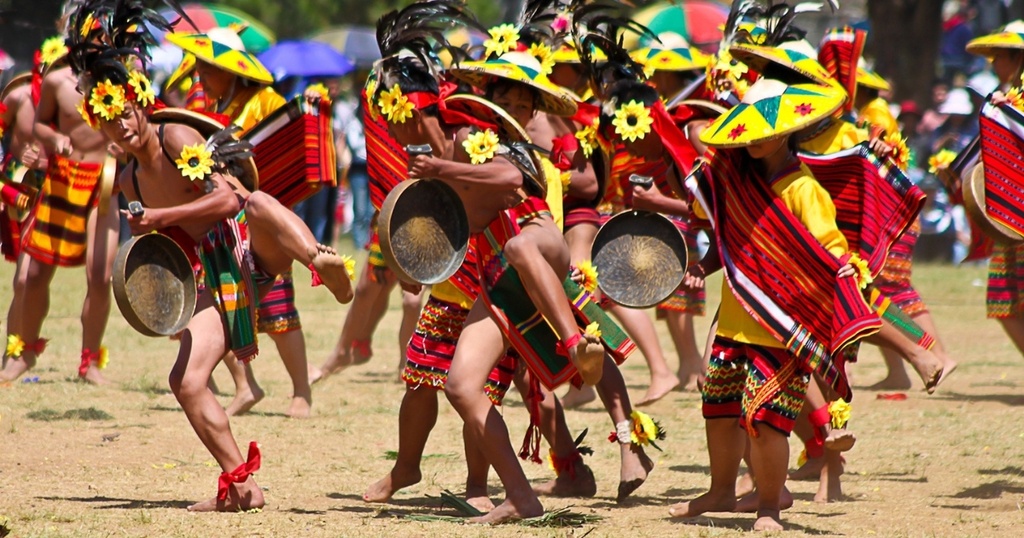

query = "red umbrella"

[{"left": 626, "top": 1, "right": 730, "bottom": 52}]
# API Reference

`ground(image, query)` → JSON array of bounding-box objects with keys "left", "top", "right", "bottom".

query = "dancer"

[
  {"left": 1, "top": 33, "right": 119, "bottom": 384},
  {"left": 64, "top": 0, "right": 353, "bottom": 510}
]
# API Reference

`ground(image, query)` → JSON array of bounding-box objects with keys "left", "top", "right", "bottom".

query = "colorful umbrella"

[
  {"left": 258, "top": 40, "right": 355, "bottom": 80},
  {"left": 155, "top": 3, "right": 276, "bottom": 54},
  {"left": 625, "top": 1, "right": 730, "bottom": 52},
  {"left": 311, "top": 26, "right": 379, "bottom": 68}
]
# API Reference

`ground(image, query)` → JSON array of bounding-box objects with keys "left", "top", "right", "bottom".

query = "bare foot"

[
  {"left": 753, "top": 510, "right": 784, "bottom": 531},
  {"left": 617, "top": 444, "right": 654, "bottom": 503},
  {"left": 824, "top": 428, "right": 856, "bottom": 452},
  {"left": 908, "top": 349, "right": 943, "bottom": 394},
  {"left": 312, "top": 351, "right": 352, "bottom": 385},
  {"left": 362, "top": 467, "right": 422, "bottom": 503},
  {"left": 533, "top": 461, "right": 597, "bottom": 498},
  {"left": 735, "top": 471, "right": 755, "bottom": 498},
  {"left": 637, "top": 373, "right": 680, "bottom": 407},
  {"left": 867, "top": 373, "right": 913, "bottom": 391},
  {"left": 187, "top": 478, "right": 265, "bottom": 512},
  {"left": 790, "top": 455, "right": 826, "bottom": 481},
  {"left": 0, "top": 356, "right": 35, "bottom": 383},
  {"left": 310, "top": 244, "right": 354, "bottom": 304},
  {"left": 668, "top": 490, "right": 737, "bottom": 518},
  {"left": 569, "top": 338, "right": 604, "bottom": 386},
  {"left": 286, "top": 395, "right": 311, "bottom": 419},
  {"left": 814, "top": 449, "right": 844, "bottom": 503},
  {"left": 734, "top": 486, "right": 793, "bottom": 513},
  {"left": 465, "top": 486, "right": 495, "bottom": 513},
  {"left": 676, "top": 369, "right": 700, "bottom": 391},
  {"left": 468, "top": 498, "right": 543, "bottom": 524},
  {"left": 306, "top": 364, "right": 324, "bottom": 385},
  {"left": 561, "top": 385, "right": 597, "bottom": 409},
  {"left": 932, "top": 357, "right": 958, "bottom": 392},
  {"left": 80, "top": 365, "right": 111, "bottom": 385},
  {"left": 226, "top": 386, "right": 265, "bottom": 416}
]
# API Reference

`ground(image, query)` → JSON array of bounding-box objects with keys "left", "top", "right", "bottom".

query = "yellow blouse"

[
  {"left": 695, "top": 162, "right": 849, "bottom": 348},
  {"left": 430, "top": 279, "right": 475, "bottom": 310},
  {"left": 220, "top": 86, "right": 287, "bottom": 134},
  {"left": 799, "top": 120, "right": 869, "bottom": 155}
]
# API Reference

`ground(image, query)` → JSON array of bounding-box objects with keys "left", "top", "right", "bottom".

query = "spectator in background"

[
  {"left": 930, "top": 88, "right": 977, "bottom": 154},
  {"left": 919, "top": 81, "right": 950, "bottom": 136},
  {"left": 333, "top": 71, "right": 370, "bottom": 249},
  {"left": 970, "top": 0, "right": 1009, "bottom": 37},
  {"left": 941, "top": 1, "right": 976, "bottom": 80},
  {"left": 898, "top": 100, "right": 928, "bottom": 171}
]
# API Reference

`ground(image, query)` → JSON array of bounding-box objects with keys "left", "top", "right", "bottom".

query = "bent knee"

[
  {"left": 244, "top": 191, "right": 277, "bottom": 218},
  {"left": 502, "top": 236, "right": 535, "bottom": 266}
]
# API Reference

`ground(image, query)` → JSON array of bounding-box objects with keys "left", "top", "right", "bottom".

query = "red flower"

[
  {"left": 728, "top": 124, "right": 747, "bottom": 140},
  {"left": 795, "top": 103, "right": 814, "bottom": 116}
]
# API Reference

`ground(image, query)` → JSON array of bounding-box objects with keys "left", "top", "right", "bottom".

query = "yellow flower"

[
  {"left": 364, "top": 77, "right": 380, "bottom": 121},
  {"left": 613, "top": 100, "right": 654, "bottom": 142},
  {"left": 378, "top": 84, "right": 414, "bottom": 124},
  {"left": 828, "top": 399, "right": 851, "bottom": 430},
  {"left": 846, "top": 253, "right": 873, "bottom": 289},
  {"left": 577, "top": 260, "right": 599, "bottom": 293},
  {"left": 484, "top": 24, "right": 520, "bottom": 59},
  {"left": 6, "top": 334, "right": 25, "bottom": 358},
  {"left": 89, "top": 80, "right": 127, "bottom": 121},
  {"left": 927, "top": 149, "right": 957, "bottom": 174},
  {"left": 40, "top": 36, "right": 68, "bottom": 66},
  {"left": 528, "top": 42, "right": 555, "bottom": 75},
  {"left": 97, "top": 346, "right": 109, "bottom": 370},
  {"left": 462, "top": 129, "right": 500, "bottom": 165},
  {"left": 583, "top": 322, "right": 602, "bottom": 340},
  {"left": 708, "top": 52, "right": 748, "bottom": 95},
  {"left": 574, "top": 118, "right": 599, "bottom": 158},
  {"left": 629, "top": 410, "right": 664, "bottom": 450},
  {"left": 796, "top": 448, "right": 808, "bottom": 468},
  {"left": 341, "top": 255, "right": 356, "bottom": 281},
  {"left": 883, "top": 132, "right": 909, "bottom": 171},
  {"left": 307, "top": 83, "right": 331, "bottom": 102},
  {"left": 77, "top": 99, "right": 100, "bottom": 130},
  {"left": 175, "top": 143, "right": 215, "bottom": 182},
  {"left": 128, "top": 71, "right": 156, "bottom": 107},
  {"left": 1007, "top": 87, "right": 1024, "bottom": 110},
  {"left": 559, "top": 171, "right": 572, "bottom": 192}
]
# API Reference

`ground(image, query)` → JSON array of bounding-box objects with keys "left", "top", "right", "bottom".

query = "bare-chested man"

[{"left": 1, "top": 43, "right": 119, "bottom": 384}]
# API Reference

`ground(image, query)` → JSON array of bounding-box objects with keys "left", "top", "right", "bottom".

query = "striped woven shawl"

[{"left": 693, "top": 150, "right": 881, "bottom": 401}]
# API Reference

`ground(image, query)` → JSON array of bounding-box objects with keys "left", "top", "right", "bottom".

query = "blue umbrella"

[{"left": 258, "top": 40, "right": 355, "bottom": 80}]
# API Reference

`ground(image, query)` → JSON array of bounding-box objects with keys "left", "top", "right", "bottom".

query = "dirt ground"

[{"left": 2, "top": 253, "right": 1024, "bottom": 537}]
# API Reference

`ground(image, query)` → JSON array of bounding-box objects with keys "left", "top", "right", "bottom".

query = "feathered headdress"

[
  {"left": 569, "top": 0, "right": 656, "bottom": 99},
  {"left": 64, "top": 1, "right": 193, "bottom": 128}
]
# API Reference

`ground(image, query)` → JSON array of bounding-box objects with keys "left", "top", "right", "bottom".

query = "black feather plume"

[
  {"left": 375, "top": 0, "right": 484, "bottom": 73},
  {"left": 569, "top": 0, "right": 655, "bottom": 97}
]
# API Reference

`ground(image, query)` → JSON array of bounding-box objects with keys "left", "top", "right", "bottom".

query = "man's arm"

[
  {"left": 408, "top": 129, "right": 525, "bottom": 190},
  {"left": 33, "top": 73, "right": 71, "bottom": 156}
]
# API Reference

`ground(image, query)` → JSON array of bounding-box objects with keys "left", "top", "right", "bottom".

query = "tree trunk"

[{"left": 866, "top": 0, "right": 944, "bottom": 106}]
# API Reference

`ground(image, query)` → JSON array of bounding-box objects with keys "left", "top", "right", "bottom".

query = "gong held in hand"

[
  {"left": 591, "top": 175, "right": 689, "bottom": 308},
  {"left": 112, "top": 202, "right": 198, "bottom": 336},
  {"left": 378, "top": 144, "right": 471, "bottom": 285}
]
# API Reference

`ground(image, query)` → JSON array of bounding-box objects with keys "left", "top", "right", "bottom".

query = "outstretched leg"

[
  {"left": 315, "top": 266, "right": 394, "bottom": 382},
  {"left": 79, "top": 197, "right": 118, "bottom": 384},
  {"left": 0, "top": 255, "right": 56, "bottom": 382},
  {"left": 594, "top": 356, "right": 654, "bottom": 502},
  {"left": 363, "top": 387, "right": 438, "bottom": 502}
]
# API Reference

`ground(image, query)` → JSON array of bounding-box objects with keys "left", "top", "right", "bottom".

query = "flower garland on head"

[
  {"left": 484, "top": 24, "right": 520, "bottom": 58},
  {"left": 882, "top": 132, "right": 910, "bottom": 171},
  {"left": 462, "top": 129, "right": 500, "bottom": 164},
  {"left": 79, "top": 70, "right": 157, "bottom": 129},
  {"left": 39, "top": 36, "right": 68, "bottom": 67},
  {"left": 612, "top": 100, "right": 654, "bottom": 142},
  {"left": 927, "top": 149, "right": 957, "bottom": 174},
  {"left": 378, "top": 84, "right": 414, "bottom": 124}
]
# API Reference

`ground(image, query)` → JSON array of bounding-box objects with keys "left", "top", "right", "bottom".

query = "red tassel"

[
  {"left": 217, "top": 442, "right": 262, "bottom": 500},
  {"left": 549, "top": 450, "right": 582, "bottom": 480},
  {"left": 518, "top": 376, "right": 544, "bottom": 464},
  {"left": 78, "top": 348, "right": 98, "bottom": 377}
]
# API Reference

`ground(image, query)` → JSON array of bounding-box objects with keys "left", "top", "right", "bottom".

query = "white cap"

[{"left": 938, "top": 88, "right": 973, "bottom": 115}]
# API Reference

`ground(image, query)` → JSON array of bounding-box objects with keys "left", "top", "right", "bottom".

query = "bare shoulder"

[{"left": 158, "top": 122, "right": 206, "bottom": 154}]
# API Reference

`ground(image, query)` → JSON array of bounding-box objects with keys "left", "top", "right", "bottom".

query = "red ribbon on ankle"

[
  {"left": 549, "top": 449, "right": 583, "bottom": 480},
  {"left": 218, "top": 442, "right": 262, "bottom": 500},
  {"left": 308, "top": 264, "right": 323, "bottom": 287},
  {"left": 555, "top": 334, "right": 582, "bottom": 358},
  {"left": 28, "top": 338, "right": 48, "bottom": 355},
  {"left": 352, "top": 339, "right": 372, "bottom": 358},
  {"left": 808, "top": 405, "right": 831, "bottom": 444},
  {"left": 78, "top": 348, "right": 98, "bottom": 378}
]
